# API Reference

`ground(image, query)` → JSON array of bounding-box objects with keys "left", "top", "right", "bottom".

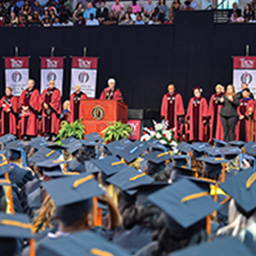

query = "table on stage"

[{"left": 80, "top": 99, "right": 128, "bottom": 135}]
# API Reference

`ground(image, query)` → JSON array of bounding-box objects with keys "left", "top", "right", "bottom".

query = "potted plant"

[
  {"left": 102, "top": 121, "right": 133, "bottom": 143},
  {"left": 56, "top": 118, "right": 85, "bottom": 142}
]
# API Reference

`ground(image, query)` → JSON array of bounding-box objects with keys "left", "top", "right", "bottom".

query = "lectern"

[{"left": 80, "top": 99, "right": 128, "bottom": 135}]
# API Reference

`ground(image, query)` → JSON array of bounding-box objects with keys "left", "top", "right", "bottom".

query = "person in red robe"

[
  {"left": 40, "top": 80, "right": 61, "bottom": 141},
  {"left": 186, "top": 87, "right": 209, "bottom": 142},
  {"left": 0, "top": 87, "right": 18, "bottom": 136},
  {"left": 99, "top": 78, "right": 123, "bottom": 102},
  {"left": 209, "top": 84, "right": 225, "bottom": 143},
  {"left": 236, "top": 88, "right": 254, "bottom": 142},
  {"left": 19, "top": 79, "right": 40, "bottom": 140},
  {"left": 70, "top": 84, "right": 88, "bottom": 123},
  {"left": 161, "top": 84, "right": 185, "bottom": 139}
]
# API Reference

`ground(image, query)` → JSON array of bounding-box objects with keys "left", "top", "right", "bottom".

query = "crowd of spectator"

[
  {"left": 229, "top": 1, "right": 256, "bottom": 23},
  {"left": 0, "top": 0, "right": 199, "bottom": 27},
  {"left": 1, "top": 0, "right": 256, "bottom": 27}
]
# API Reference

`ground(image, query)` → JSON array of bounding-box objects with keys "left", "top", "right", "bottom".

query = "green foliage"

[
  {"left": 56, "top": 118, "right": 85, "bottom": 142},
  {"left": 102, "top": 121, "right": 133, "bottom": 143}
]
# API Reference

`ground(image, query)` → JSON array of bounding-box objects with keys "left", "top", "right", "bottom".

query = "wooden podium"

[{"left": 80, "top": 99, "right": 128, "bottom": 135}]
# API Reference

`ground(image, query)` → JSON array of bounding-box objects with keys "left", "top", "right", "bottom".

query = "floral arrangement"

[{"left": 141, "top": 120, "right": 178, "bottom": 149}]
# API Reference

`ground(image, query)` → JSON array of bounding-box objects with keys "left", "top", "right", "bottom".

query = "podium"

[{"left": 80, "top": 99, "right": 128, "bottom": 135}]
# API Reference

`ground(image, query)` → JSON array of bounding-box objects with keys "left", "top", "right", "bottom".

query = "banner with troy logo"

[
  {"left": 40, "top": 57, "right": 64, "bottom": 93},
  {"left": 233, "top": 56, "right": 256, "bottom": 97},
  {"left": 5, "top": 57, "right": 29, "bottom": 96},
  {"left": 71, "top": 57, "right": 98, "bottom": 98}
]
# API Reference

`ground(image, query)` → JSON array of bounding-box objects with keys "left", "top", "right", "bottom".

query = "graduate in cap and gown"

[
  {"left": 186, "top": 87, "right": 209, "bottom": 142},
  {"left": 236, "top": 88, "right": 254, "bottom": 142},
  {"left": 161, "top": 84, "right": 185, "bottom": 139},
  {"left": 19, "top": 79, "right": 40, "bottom": 140},
  {"left": 100, "top": 78, "right": 123, "bottom": 102},
  {"left": 70, "top": 84, "right": 88, "bottom": 123},
  {"left": 209, "top": 84, "right": 224, "bottom": 142},
  {"left": 0, "top": 87, "right": 18, "bottom": 136},
  {"left": 40, "top": 80, "right": 61, "bottom": 141}
]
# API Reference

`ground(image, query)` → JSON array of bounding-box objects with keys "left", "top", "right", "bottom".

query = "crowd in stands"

[
  {"left": 229, "top": 1, "right": 256, "bottom": 22},
  {"left": 0, "top": 0, "right": 199, "bottom": 26}
]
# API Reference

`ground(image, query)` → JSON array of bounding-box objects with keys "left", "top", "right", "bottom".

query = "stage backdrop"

[
  {"left": 233, "top": 56, "right": 256, "bottom": 97},
  {"left": 70, "top": 57, "right": 98, "bottom": 98},
  {"left": 5, "top": 57, "right": 29, "bottom": 96},
  {"left": 40, "top": 57, "right": 64, "bottom": 93}
]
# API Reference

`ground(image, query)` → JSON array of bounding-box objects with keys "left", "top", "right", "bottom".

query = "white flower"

[
  {"left": 156, "top": 132, "right": 162, "bottom": 139},
  {"left": 141, "top": 134, "right": 151, "bottom": 141},
  {"left": 163, "top": 130, "right": 172, "bottom": 140},
  {"left": 155, "top": 123, "right": 164, "bottom": 131},
  {"left": 150, "top": 131, "right": 156, "bottom": 137},
  {"left": 159, "top": 139, "right": 167, "bottom": 145}
]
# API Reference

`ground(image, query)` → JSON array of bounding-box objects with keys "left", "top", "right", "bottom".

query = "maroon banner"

[{"left": 72, "top": 57, "right": 98, "bottom": 69}]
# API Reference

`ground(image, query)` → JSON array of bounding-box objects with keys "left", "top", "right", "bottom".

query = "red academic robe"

[
  {"left": 0, "top": 95, "right": 18, "bottom": 135},
  {"left": 19, "top": 88, "right": 40, "bottom": 136},
  {"left": 99, "top": 87, "right": 123, "bottom": 102},
  {"left": 209, "top": 93, "right": 224, "bottom": 142},
  {"left": 70, "top": 92, "right": 88, "bottom": 123},
  {"left": 186, "top": 96, "right": 209, "bottom": 142},
  {"left": 41, "top": 88, "right": 61, "bottom": 135},
  {"left": 161, "top": 92, "right": 185, "bottom": 139},
  {"left": 236, "top": 98, "right": 254, "bottom": 142}
]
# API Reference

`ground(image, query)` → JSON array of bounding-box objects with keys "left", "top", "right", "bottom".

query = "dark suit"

[
  {"left": 96, "top": 7, "right": 109, "bottom": 20},
  {"left": 228, "top": 8, "right": 242, "bottom": 18},
  {"left": 236, "top": 90, "right": 254, "bottom": 100},
  {"left": 219, "top": 96, "right": 239, "bottom": 141}
]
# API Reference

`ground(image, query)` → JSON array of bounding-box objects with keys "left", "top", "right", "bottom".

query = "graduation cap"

[
  {"left": 29, "top": 147, "right": 61, "bottom": 163},
  {"left": 7, "top": 147, "right": 27, "bottom": 169},
  {"left": 244, "top": 141, "right": 256, "bottom": 155},
  {"left": 148, "top": 179, "right": 220, "bottom": 237},
  {"left": 177, "top": 142, "right": 192, "bottom": 154},
  {"left": 29, "top": 137, "right": 48, "bottom": 150},
  {"left": 5, "top": 139, "right": 25, "bottom": 149},
  {"left": 243, "top": 154, "right": 256, "bottom": 172},
  {"left": 229, "top": 140, "right": 246, "bottom": 148},
  {"left": 47, "top": 144, "right": 67, "bottom": 151},
  {"left": 84, "top": 132, "right": 103, "bottom": 144},
  {"left": 107, "top": 166, "right": 154, "bottom": 194},
  {"left": 170, "top": 154, "right": 191, "bottom": 168},
  {"left": 191, "top": 142, "right": 211, "bottom": 157},
  {"left": 66, "top": 142, "right": 83, "bottom": 155},
  {"left": 104, "top": 139, "right": 132, "bottom": 156},
  {"left": 220, "top": 147, "right": 242, "bottom": 168},
  {"left": 43, "top": 173, "right": 104, "bottom": 208},
  {"left": 0, "top": 212, "right": 32, "bottom": 239},
  {"left": 0, "top": 133, "right": 16, "bottom": 146},
  {"left": 91, "top": 156, "right": 127, "bottom": 177},
  {"left": 220, "top": 168, "right": 256, "bottom": 217},
  {"left": 61, "top": 136, "right": 78, "bottom": 145},
  {"left": 85, "top": 161, "right": 100, "bottom": 174},
  {"left": 171, "top": 236, "right": 253, "bottom": 256},
  {"left": 213, "top": 138, "right": 228, "bottom": 148},
  {"left": 80, "top": 139, "right": 99, "bottom": 147},
  {"left": 171, "top": 165, "right": 201, "bottom": 182},
  {"left": 35, "top": 159, "right": 67, "bottom": 176},
  {"left": 0, "top": 149, "right": 8, "bottom": 165},
  {"left": 145, "top": 139, "right": 167, "bottom": 152},
  {"left": 142, "top": 151, "right": 172, "bottom": 164},
  {"left": 117, "top": 141, "right": 146, "bottom": 163},
  {"left": 197, "top": 157, "right": 228, "bottom": 180},
  {"left": 206, "top": 147, "right": 223, "bottom": 157},
  {"left": 27, "top": 187, "right": 43, "bottom": 209},
  {"left": 38, "top": 230, "right": 132, "bottom": 256}
]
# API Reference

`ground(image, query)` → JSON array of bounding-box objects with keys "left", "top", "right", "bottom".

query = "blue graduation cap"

[
  {"left": 37, "top": 230, "right": 132, "bottom": 256},
  {"left": 177, "top": 142, "right": 192, "bottom": 154},
  {"left": 206, "top": 147, "right": 223, "bottom": 157},
  {"left": 220, "top": 168, "right": 256, "bottom": 217},
  {"left": 29, "top": 137, "right": 48, "bottom": 150},
  {"left": 0, "top": 212, "right": 32, "bottom": 239},
  {"left": 229, "top": 140, "right": 246, "bottom": 148},
  {"left": 244, "top": 141, "right": 256, "bottom": 155},
  {"left": 5, "top": 139, "right": 25, "bottom": 149},
  {"left": 104, "top": 138, "right": 132, "bottom": 156},
  {"left": 170, "top": 154, "right": 191, "bottom": 168},
  {"left": 148, "top": 179, "right": 220, "bottom": 230},
  {"left": 84, "top": 132, "right": 103, "bottom": 144},
  {"left": 91, "top": 156, "right": 127, "bottom": 177},
  {"left": 107, "top": 166, "right": 154, "bottom": 193},
  {"left": 213, "top": 138, "right": 228, "bottom": 148},
  {"left": 43, "top": 173, "right": 104, "bottom": 207},
  {"left": 66, "top": 142, "right": 83, "bottom": 155},
  {"left": 29, "top": 147, "right": 61, "bottom": 163},
  {"left": 35, "top": 159, "right": 67, "bottom": 176},
  {"left": 191, "top": 142, "right": 211, "bottom": 157},
  {"left": 171, "top": 236, "right": 254, "bottom": 256},
  {"left": 117, "top": 141, "right": 145, "bottom": 163},
  {"left": 0, "top": 133, "right": 16, "bottom": 145},
  {"left": 144, "top": 139, "right": 167, "bottom": 152},
  {"left": 61, "top": 136, "right": 78, "bottom": 145},
  {"left": 142, "top": 151, "right": 173, "bottom": 164}
]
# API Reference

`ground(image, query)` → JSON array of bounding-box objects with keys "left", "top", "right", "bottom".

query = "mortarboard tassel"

[
  {"left": 29, "top": 238, "right": 36, "bottom": 256},
  {"left": 221, "top": 163, "right": 225, "bottom": 183},
  {"left": 5, "top": 172, "right": 14, "bottom": 214},
  {"left": 90, "top": 248, "right": 113, "bottom": 256},
  {"left": 206, "top": 215, "right": 211, "bottom": 238}
]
